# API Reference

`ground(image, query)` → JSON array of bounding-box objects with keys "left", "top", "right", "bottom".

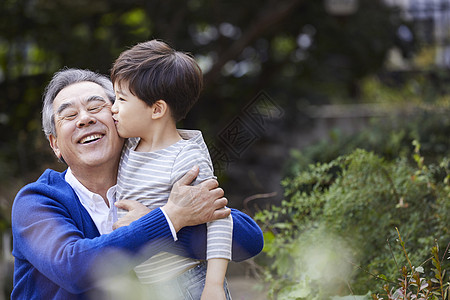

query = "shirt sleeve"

[
  {"left": 171, "top": 141, "right": 233, "bottom": 261},
  {"left": 160, "top": 207, "right": 178, "bottom": 241}
]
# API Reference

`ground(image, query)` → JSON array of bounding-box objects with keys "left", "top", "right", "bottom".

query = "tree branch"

[{"left": 204, "top": 0, "right": 304, "bottom": 85}]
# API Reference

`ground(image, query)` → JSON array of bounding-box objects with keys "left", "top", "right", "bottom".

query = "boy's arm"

[
  {"left": 169, "top": 134, "right": 263, "bottom": 261},
  {"left": 172, "top": 140, "right": 231, "bottom": 293},
  {"left": 203, "top": 216, "right": 231, "bottom": 298},
  {"left": 201, "top": 258, "right": 228, "bottom": 300}
]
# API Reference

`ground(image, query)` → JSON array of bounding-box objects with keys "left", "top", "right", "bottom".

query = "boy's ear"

[{"left": 151, "top": 100, "right": 168, "bottom": 119}]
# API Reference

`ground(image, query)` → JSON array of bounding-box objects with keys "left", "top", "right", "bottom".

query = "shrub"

[
  {"left": 372, "top": 228, "right": 449, "bottom": 300},
  {"left": 256, "top": 143, "right": 449, "bottom": 298},
  {"left": 285, "top": 110, "right": 450, "bottom": 179}
]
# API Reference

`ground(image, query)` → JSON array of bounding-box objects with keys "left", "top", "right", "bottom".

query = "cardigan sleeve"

[
  {"left": 12, "top": 169, "right": 263, "bottom": 295},
  {"left": 12, "top": 177, "right": 174, "bottom": 294},
  {"left": 173, "top": 208, "right": 264, "bottom": 262}
]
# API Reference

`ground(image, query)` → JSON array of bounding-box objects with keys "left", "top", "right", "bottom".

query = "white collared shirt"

[
  {"left": 64, "top": 168, "right": 177, "bottom": 239},
  {"left": 65, "top": 168, "right": 117, "bottom": 234}
]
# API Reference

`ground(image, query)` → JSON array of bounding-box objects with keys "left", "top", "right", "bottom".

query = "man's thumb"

[{"left": 177, "top": 165, "right": 199, "bottom": 185}]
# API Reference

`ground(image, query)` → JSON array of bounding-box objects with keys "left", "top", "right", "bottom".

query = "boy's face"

[{"left": 111, "top": 81, "right": 154, "bottom": 139}]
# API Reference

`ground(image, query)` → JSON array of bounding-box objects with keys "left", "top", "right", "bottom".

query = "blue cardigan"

[{"left": 11, "top": 169, "right": 263, "bottom": 299}]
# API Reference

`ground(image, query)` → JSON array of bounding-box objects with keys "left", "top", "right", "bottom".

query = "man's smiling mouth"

[{"left": 79, "top": 134, "right": 104, "bottom": 144}]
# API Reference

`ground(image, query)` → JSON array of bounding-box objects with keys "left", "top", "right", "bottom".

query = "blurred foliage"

[
  {"left": 285, "top": 98, "right": 450, "bottom": 179},
  {"left": 0, "top": 0, "right": 411, "bottom": 222},
  {"left": 372, "top": 229, "right": 449, "bottom": 300},
  {"left": 255, "top": 71, "right": 450, "bottom": 298},
  {"left": 361, "top": 71, "right": 450, "bottom": 105},
  {"left": 0, "top": 0, "right": 449, "bottom": 298},
  {"left": 256, "top": 144, "right": 450, "bottom": 298}
]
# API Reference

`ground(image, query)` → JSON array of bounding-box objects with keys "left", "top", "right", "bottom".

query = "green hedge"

[
  {"left": 256, "top": 144, "right": 449, "bottom": 299},
  {"left": 285, "top": 109, "right": 450, "bottom": 179}
]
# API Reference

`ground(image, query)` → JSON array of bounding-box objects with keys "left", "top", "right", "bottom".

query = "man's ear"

[
  {"left": 151, "top": 100, "right": 168, "bottom": 120},
  {"left": 48, "top": 134, "right": 62, "bottom": 160}
]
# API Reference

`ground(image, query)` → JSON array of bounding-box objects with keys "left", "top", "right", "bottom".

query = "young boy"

[{"left": 110, "top": 40, "right": 232, "bottom": 300}]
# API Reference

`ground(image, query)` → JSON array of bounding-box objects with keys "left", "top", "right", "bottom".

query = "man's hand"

[
  {"left": 163, "top": 166, "right": 230, "bottom": 232},
  {"left": 112, "top": 200, "right": 151, "bottom": 230}
]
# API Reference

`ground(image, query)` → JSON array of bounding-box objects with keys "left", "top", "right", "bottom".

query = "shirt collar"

[{"left": 65, "top": 168, "right": 107, "bottom": 209}]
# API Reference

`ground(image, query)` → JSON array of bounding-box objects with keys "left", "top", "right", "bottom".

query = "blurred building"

[{"left": 384, "top": 0, "right": 450, "bottom": 68}]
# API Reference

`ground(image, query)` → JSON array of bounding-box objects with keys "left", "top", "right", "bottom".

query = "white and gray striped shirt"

[{"left": 116, "top": 129, "right": 233, "bottom": 284}]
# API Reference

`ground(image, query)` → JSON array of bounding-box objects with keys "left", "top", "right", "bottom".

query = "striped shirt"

[{"left": 116, "top": 129, "right": 233, "bottom": 284}]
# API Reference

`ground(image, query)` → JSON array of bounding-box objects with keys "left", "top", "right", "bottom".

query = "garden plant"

[{"left": 255, "top": 140, "right": 449, "bottom": 299}]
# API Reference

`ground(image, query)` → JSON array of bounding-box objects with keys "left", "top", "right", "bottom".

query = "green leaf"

[
  {"left": 415, "top": 266, "right": 424, "bottom": 273},
  {"left": 378, "top": 274, "right": 388, "bottom": 281}
]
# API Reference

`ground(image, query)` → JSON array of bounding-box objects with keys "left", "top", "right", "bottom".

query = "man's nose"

[{"left": 76, "top": 110, "right": 97, "bottom": 127}]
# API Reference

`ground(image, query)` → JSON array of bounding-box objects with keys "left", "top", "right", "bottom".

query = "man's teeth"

[{"left": 80, "top": 134, "right": 102, "bottom": 144}]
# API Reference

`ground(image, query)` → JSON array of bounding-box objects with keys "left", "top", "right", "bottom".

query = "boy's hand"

[{"left": 200, "top": 283, "right": 226, "bottom": 300}]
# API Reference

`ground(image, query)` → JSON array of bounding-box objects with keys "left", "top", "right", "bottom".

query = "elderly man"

[{"left": 11, "top": 68, "right": 263, "bottom": 299}]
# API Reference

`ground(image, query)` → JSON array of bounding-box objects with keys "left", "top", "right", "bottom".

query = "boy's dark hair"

[{"left": 110, "top": 39, "right": 203, "bottom": 121}]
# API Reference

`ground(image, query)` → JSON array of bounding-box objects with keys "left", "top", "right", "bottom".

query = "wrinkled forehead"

[{"left": 54, "top": 81, "right": 112, "bottom": 108}]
